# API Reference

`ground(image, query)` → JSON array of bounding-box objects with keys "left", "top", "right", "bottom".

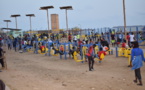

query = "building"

[{"left": 51, "top": 14, "right": 59, "bottom": 33}]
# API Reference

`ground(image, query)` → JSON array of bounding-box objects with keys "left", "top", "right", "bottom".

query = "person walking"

[
  {"left": 68, "top": 33, "right": 72, "bottom": 42},
  {"left": 7, "top": 38, "right": 11, "bottom": 50},
  {"left": 131, "top": 41, "right": 145, "bottom": 86},
  {"left": 13, "top": 38, "right": 17, "bottom": 52},
  {"left": 86, "top": 44, "right": 96, "bottom": 71}
]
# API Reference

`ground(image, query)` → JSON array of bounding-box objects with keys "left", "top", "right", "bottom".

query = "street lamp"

[
  {"left": 3, "top": 20, "right": 11, "bottom": 28},
  {"left": 60, "top": 6, "right": 73, "bottom": 33},
  {"left": 3, "top": 20, "right": 11, "bottom": 35},
  {"left": 11, "top": 14, "right": 22, "bottom": 51},
  {"left": 26, "top": 14, "right": 35, "bottom": 36},
  {"left": 123, "top": 0, "right": 127, "bottom": 39},
  {"left": 40, "top": 6, "right": 54, "bottom": 35},
  {"left": 11, "top": 14, "right": 21, "bottom": 29}
]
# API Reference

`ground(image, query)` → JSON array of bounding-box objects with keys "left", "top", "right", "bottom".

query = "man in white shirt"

[
  {"left": 73, "top": 35, "right": 77, "bottom": 42},
  {"left": 130, "top": 32, "right": 134, "bottom": 42},
  {"left": 130, "top": 32, "right": 135, "bottom": 47}
]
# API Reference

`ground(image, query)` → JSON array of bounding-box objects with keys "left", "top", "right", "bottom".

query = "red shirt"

[
  {"left": 86, "top": 46, "right": 93, "bottom": 56},
  {"left": 68, "top": 35, "right": 71, "bottom": 40},
  {"left": 126, "top": 35, "right": 130, "bottom": 41},
  {"left": 60, "top": 46, "right": 64, "bottom": 51},
  {"left": 78, "top": 41, "right": 82, "bottom": 46}
]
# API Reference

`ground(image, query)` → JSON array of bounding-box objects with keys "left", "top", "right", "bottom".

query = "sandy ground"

[{"left": 0, "top": 46, "right": 145, "bottom": 90}]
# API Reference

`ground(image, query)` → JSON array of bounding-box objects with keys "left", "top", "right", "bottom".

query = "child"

[
  {"left": 69, "top": 47, "right": 75, "bottom": 58},
  {"left": 98, "top": 47, "right": 106, "bottom": 63},
  {"left": 68, "top": 34, "right": 72, "bottom": 42},
  {"left": 89, "top": 39, "right": 94, "bottom": 44},
  {"left": 40, "top": 44, "right": 45, "bottom": 53},
  {"left": 121, "top": 40, "right": 128, "bottom": 55},
  {"left": 52, "top": 47, "right": 60, "bottom": 55},
  {"left": 7, "top": 39, "right": 11, "bottom": 50},
  {"left": 131, "top": 41, "right": 145, "bottom": 86},
  {"left": 111, "top": 39, "right": 116, "bottom": 47},
  {"left": 78, "top": 39, "right": 83, "bottom": 48},
  {"left": 82, "top": 46, "right": 88, "bottom": 62},
  {"left": 84, "top": 35, "right": 88, "bottom": 44},
  {"left": 121, "top": 39, "right": 128, "bottom": 49},
  {"left": 116, "top": 38, "right": 121, "bottom": 47},
  {"left": 59, "top": 45, "right": 64, "bottom": 55}
]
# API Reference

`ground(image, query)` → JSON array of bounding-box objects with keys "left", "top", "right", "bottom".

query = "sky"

[{"left": 0, "top": 0, "right": 145, "bottom": 31}]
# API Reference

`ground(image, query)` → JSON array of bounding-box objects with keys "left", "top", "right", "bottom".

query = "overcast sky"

[{"left": 0, "top": 0, "right": 145, "bottom": 31}]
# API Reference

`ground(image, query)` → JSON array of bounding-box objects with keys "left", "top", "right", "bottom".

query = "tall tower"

[{"left": 51, "top": 14, "right": 59, "bottom": 33}]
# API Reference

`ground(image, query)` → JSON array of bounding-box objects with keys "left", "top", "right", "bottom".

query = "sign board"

[{"left": 9, "top": 31, "right": 23, "bottom": 38}]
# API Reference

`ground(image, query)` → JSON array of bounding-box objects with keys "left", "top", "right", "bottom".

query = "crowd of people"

[{"left": 0, "top": 30, "right": 145, "bottom": 86}]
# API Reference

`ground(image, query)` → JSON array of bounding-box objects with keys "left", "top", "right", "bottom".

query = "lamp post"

[
  {"left": 11, "top": 14, "right": 21, "bottom": 29},
  {"left": 3, "top": 20, "right": 11, "bottom": 35},
  {"left": 26, "top": 14, "right": 35, "bottom": 36},
  {"left": 123, "top": 0, "right": 127, "bottom": 39},
  {"left": 60, "top": 6, "right": 73, "bottom": 33},
  {"left": 40, "top": 6, "right": 54, "bottom": 35},
  {"left": 3, "top": 20, "right": 11, "bottom": 28},
  {"left": 11, "top": 14, "right": 22, "bottom": 51}
]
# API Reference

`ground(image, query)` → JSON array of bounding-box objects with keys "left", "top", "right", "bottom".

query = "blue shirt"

[{"left": 131, "top": 48, "right": 145, "bottom": 70}]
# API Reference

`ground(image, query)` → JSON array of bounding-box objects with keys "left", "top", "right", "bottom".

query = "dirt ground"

[{"left": 0, "top": 46, "right": 145, "bottom": 90}]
